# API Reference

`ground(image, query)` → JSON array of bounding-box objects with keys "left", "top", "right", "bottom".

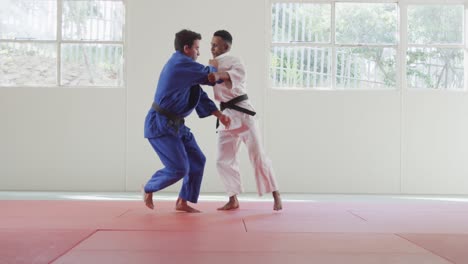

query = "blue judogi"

[{"left": 143, "top": 51, "right": 218, "bottom": 203}]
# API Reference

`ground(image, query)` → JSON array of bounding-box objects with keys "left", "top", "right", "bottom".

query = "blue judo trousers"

[{"left": 143, "top": 51, "right": 218, "bottom": 203}]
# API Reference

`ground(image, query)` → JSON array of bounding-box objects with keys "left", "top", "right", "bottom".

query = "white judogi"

[{"left": 214, "top": 52, "right": 278, "bottom": 196}]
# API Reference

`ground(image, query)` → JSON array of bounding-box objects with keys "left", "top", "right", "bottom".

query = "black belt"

[
  {"left": 216, "top": 94, "right": 256, "bottom": 129},
  {"left": 152, "top": 102, "right": 185, "bottom": 133}
]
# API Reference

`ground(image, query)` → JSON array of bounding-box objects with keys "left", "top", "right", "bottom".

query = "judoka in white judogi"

[{"left": 208, "top": 30, "right": 282, "bottom": 211}]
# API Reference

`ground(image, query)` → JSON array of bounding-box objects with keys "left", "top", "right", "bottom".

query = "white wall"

[
  {"left": 2, "top": 0, "right": 468, "bottom": 195},
  {"left": 265, "top": 90, "right": 401, "bottom": 194},
  {"left": 402, "top": 92, "right": 468, "bottom": 194},
  {"left": 0, "top": 88, "right": 126, "bottom": 191}
]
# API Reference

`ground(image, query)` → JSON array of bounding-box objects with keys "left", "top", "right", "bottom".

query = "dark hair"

[
  {"left": 213, "top": 30, "right": 233, "bottom": 45},
  {"left": 174, "top": 29, "right": 202, "bottom": 52}
]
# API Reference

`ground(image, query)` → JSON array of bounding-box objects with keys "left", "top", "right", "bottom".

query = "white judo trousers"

[{"left": 214, "top": 52, "right": 278, "bottom": 197}]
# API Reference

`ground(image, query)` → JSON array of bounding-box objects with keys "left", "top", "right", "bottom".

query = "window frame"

[
  {"left": 404, "top": 3, "right": 465, "bottom": 90},
  {"left": 268, "top": 0, "right": 468, "bottom": 91},
  {"left": 0, "top": 0, "right": 127, "bottom": 88}
]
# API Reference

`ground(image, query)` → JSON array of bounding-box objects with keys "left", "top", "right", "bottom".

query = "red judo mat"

[{"left": 1, "top": 198, "right": 468, "bottom": 263}]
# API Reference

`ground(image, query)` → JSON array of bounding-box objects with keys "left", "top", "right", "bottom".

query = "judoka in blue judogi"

[{"left": 143, "top": 29, "right": 230, "bottom": 212}]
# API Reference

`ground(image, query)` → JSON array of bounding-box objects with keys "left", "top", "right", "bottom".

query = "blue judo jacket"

[{"left": 144, "top": 51, "right": 218, "bottom": 138}]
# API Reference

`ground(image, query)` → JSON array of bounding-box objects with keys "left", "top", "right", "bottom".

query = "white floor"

[{"left": 1, "top": 191, "right": 468, "bottom": 204}]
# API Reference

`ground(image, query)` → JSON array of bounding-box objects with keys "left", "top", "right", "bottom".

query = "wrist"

[{"left": 212, "top": 110, "right": 222, "bottom": 118}]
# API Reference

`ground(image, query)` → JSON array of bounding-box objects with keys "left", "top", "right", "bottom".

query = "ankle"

[
  {"left": 176, "top": 197, "right": 187, "bottom": 206},
  {"left": 229, "top": 195, "right": 238, "bottom": 203}
]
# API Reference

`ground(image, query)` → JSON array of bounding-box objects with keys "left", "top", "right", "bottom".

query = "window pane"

[
  {"left": 335, "top": 3, "right": 397, "bottom": 45},
  {"left": 0, "top": 43, "right": 57, "bottom": 86},
  {"left": 271, "top": 3, "right": 331, "bottom": 43},
  {"left": 336, "top": 48, "right": 396, "bottom": 89},
  {"left": 62, "top": 0, "right": 125, "bottom": 41},
  {"left": 407, "top": 48, "right": 463, "bottom": 89},
  {"left": 0, "top": 0, "right": 56, "bottom": 40},
  {"left": 271, "top": 46, "right": 331, "bottom": 88},
  {"left": 408, "top": 5, "right": 463, "bottom": 45},
  {"left": 61, "top": 44, "right": 123, "bottom": 87}
]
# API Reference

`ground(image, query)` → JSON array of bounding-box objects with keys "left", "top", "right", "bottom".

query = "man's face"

[
  {"left": 211, "top": 36, "right": 228, "bottom": 58},
  {"left": 184, "top": 39, "right": 200, "bottom": 61}
]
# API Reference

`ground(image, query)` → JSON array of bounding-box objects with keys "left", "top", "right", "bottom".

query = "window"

[
  {"left": 270, "top": 1, "right": 466, "bottom": 90},
  {"left": 271, "top": 3, "right": 332, "bottom": 89},
  {"left": 335, "top": 3, "right": 397, "bottom": 89},
  {"left": 0, "top": 0, "right": 125, "bottom": 87},
  {"left": 271, "top": 2, "right": 397, "bottom": 89},
  {"left": 407, "top": 5, "right": 464, "bottom": 90}
]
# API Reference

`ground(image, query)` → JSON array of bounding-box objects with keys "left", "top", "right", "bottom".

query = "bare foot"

[
  {"left": 142, "top": 185, "right": 154, "bottom": 210},
  {"left": 217, "top": 195, "right": 239, "bottom": 211},
  {"left": 175, "top": 197, "right": 200, "bottom": 213},
  {"left": 217, "top": 201, "right": 239, "bottom": 210},
  {"left": 273, "top": 191, "right": 282, "bottom": 211}
]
